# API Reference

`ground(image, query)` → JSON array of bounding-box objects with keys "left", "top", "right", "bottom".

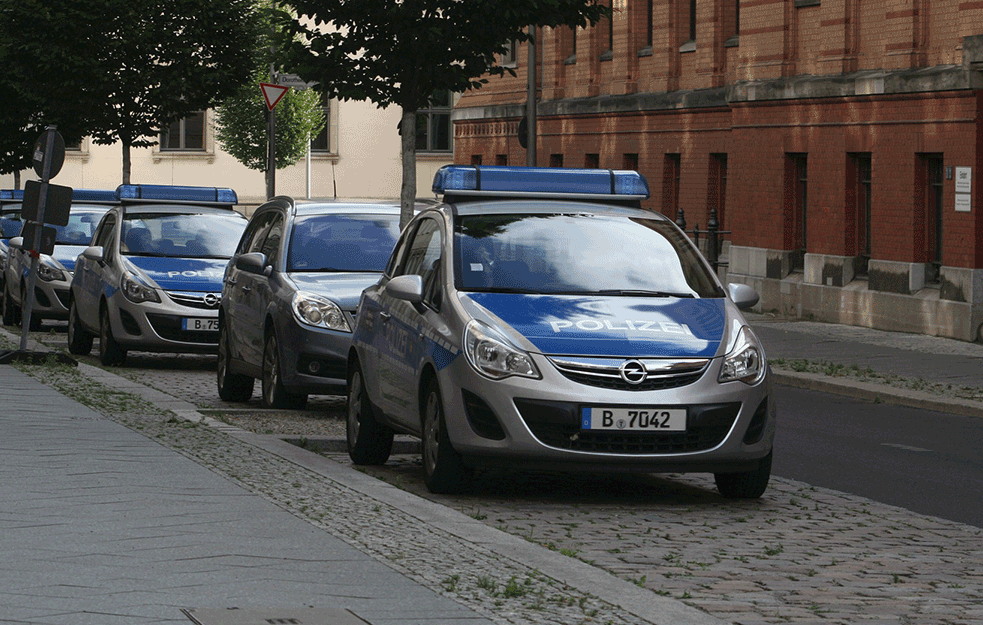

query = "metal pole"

[
  {"left": 526, "top": 25, "right": 537, "bottom": 166},
  {"left": 19, "top": 128, "right": 56, "bottom": 351}
]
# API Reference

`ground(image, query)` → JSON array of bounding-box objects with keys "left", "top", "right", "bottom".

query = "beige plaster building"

[{"left": 1, "top": 96, "right": 455, "bottom": 212}]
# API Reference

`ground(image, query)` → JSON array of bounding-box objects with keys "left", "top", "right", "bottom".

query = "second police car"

[
  {"left": 347, "top": 166, "right": 776, "bottom": 497},
  {"left": 2, "top": 189, "right": 116, "bottom": 330},
  {"left": 68, "top": 184, "right": 248, "bottom": 365}
]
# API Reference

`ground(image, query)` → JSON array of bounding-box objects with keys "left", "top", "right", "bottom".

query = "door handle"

[
  {"left": 380, "top": 311, "right": 391, "bottom": 322},
  {"left": 241, "top": 285, "right": 251, "bottom": 293}
]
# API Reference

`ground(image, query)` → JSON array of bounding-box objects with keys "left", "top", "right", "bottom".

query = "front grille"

[
  {"left": 166, "top": 291, "right": 220, "bottom": 310},
  {"left": 549, "top": 356, "right": 709, "bottom": 391},
  {"left": 146, "top": 313, "right": 218, "bottom": 344},
  {"left": 514, "top": 398, "right": 741, "bottom": 454}
]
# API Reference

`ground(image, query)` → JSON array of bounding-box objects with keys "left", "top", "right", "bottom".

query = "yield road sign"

[{"left": 260, "top": 83, "right": 289, "bottom": 111}]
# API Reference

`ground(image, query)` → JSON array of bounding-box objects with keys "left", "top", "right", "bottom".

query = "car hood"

[
  {"left": 463, "top": 293, "right": 727, "bottom": 358},
  {"left": 52, "top": 245, "right": 88, "bottom": 272},
  {"left": 289, "top": 272, "right": 382, "bottom": 309},
  {"left": 126, "top": 256, "right": 228, "bottom": 292}
]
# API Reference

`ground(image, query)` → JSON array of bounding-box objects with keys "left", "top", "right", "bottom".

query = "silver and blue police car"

[
  {"left": 68, "top": 184, "right": 248, "bottom": 366},
  {"left": 2, "top": 189, "right": 116, "bottom": 330},
  {"left": 347, "top": 166, "right": 776, "bottom": 497}
]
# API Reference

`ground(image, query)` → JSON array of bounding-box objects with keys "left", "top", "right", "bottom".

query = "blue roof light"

[
  {"left": 72, "top": 188, "right": 117, "bottom": 203},
  {"left": 0, "top": 189, "right": 24, "bottom": 201},
  {"left": 432, "top": 165, "right": 650, "bottom": 200},
  {"left": 116, "top": 184, "right": 238, "bottom": 205}
]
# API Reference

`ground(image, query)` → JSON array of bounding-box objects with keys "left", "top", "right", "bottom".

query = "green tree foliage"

[
  {"left": 214, "top": 73, "right": 325, "bottom": 171},
  {"left": 275, "top": 0, "right": 610, "bottom": 226},
  {"left": 0, "top": 0, "right": 262, "bottom": 184}
]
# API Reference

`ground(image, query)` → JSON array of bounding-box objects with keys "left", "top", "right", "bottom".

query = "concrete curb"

[{"left": 772, "top": 370, "right": 983, "bottom": 419}]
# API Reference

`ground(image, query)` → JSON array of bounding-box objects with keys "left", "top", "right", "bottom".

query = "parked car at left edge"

[
  {"left": 0, "top": 189, "right": 25, "bottom": 300},
  {"left": 68, "top": 184, "right": 248, "bottom": 366},
  {"left": 2, "top": 189, "right": 116, "bottom": 329}
]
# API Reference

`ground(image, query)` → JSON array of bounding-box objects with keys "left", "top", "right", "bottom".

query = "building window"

[
  {"left": 786, "top": 153, "right": 808, "bottom": 271},
  {"left": 500, "top": 40, "right": 518, "bottom": 68},
  {"left": 471, "top": 155, "right": 482, "bottom": 165},
  {"left": 709, "top": 153, "right": 727, "bottom": 231},
  {"left": 310, "top": 95, "right": 331, "bottom": 153},
  {"left": 160, "top": 111, "right": 205, "bottom": 151},
  {"left": 496, "top": 154, "right": 508, "bottom": 166},
  {"left": 550, "top": 154, "right": 564, "bottom": 167},
  {"left": 850, "top": 153, "right": 872, "bottom": 277},
  {"left": 919, "top": 154, "right": 944, "bottom": 283},
  {"left": 415, "top": 91, "right": 453, "bottom": 153},
  {"left": 663, "top": 153, "right": 681, "bottom": 219},
  {"left": 689, "top": 0, "right": 697, "bottom": 43},
  {"left": 646, "top": 0, "right": 654, "bottom": 48},
  {"left": 623, "top": 153, "right": 639, "bottom": 171},
  {"left": 585, "top": 153, "right": 600, "bottom": 168}
]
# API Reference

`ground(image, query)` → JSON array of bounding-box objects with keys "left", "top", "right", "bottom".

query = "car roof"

[
  {"left": 120, "top": 203, "right": 248, "bottom": 217},
  {"left": 292, "top": 199, "right": 403, "bottom": 217},
  {"left": 441, "top": 197, "right": 671, "bottom": 221}
]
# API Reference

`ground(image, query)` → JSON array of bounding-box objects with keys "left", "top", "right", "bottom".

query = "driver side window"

[{"left": 397, "top": 218, "right": 443, "bottom": 309}]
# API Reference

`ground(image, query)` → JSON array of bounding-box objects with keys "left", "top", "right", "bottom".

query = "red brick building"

[{"left": 452, "top": 1, "right": 983, "bottom": 341}]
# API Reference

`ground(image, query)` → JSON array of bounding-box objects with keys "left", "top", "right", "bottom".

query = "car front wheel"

[
  {"left": 714, "top": 451, "right": 772, "bottom": 499},
  {"left": 262, "top": 331, "right": 307, "bottom": 410},
  {"left": 99, "top": 306, "right": 127, "bottom": 366},
  {"left": 421, "top": 378, "right": 472, "bottom": 494},
  {"left": 67, "top": 298, "right": 94, "bottom": 355},
  {"left": 346, "top": 361, "right": 394, "bottom": 465},
  {"left": 217, "top": 320, "right": 253, "bottom": 402},
  {"left": 2, "top": 283, "right": 20, "bottom": 326}
]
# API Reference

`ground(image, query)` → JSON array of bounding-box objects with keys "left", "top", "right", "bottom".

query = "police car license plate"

[
  {"left": 582, "top": 407, "right": 686, "bottom": 431},
  {"left": 182, "top": 317, "right": 218, "bottom": 331}
]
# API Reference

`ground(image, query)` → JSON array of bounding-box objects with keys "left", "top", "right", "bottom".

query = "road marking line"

[{"left": 881, "top": 443, "right": 932, "bottom": 452}]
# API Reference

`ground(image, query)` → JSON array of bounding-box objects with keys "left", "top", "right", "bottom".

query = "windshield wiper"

[{"left": 594, "top": 289, "right": 695, "bottom": 298}]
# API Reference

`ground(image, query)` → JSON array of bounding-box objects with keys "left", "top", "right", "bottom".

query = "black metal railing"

[{"left": 676, "top": 208, "right": 730, "bottom": 272}]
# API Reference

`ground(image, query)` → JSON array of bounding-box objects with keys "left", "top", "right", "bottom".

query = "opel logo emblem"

[
  {"left": 619, "top": 360, "right": 647, "bottom": 384},
  {"left": 203, "top": 293, "right": 219, "bottom": 307}
]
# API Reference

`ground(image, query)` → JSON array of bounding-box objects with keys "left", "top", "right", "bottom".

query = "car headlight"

[
  {"left": 37, "top": 262, "right": 66, "bottom": 282},
  {"left": 292, "top": 292, "right": 351, "bottom": 332},
  {"left": 121, "top": 271, "right": 161, "bottom": 303},
  {"left": 719, "top": 325, "right": 765, "bottom": 384},
  {"left": 464, "top": 319, "right": 540, "bottom": 380}
]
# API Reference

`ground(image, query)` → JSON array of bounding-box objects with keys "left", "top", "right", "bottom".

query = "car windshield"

[
  {"left": 454, "top": 212, "right": 724, "bottom": 298},
  {"left": 52, "top": 207, "right": 107, "bottom": 245},
  {"left": 122, "top": 212, "right": 246, "bottom": 258},
  {"left": 0, "top": 206, "right": 22, "bottom": 239},
  {"left": 287, "top": 213, "right": 400, "bottom": 272}
]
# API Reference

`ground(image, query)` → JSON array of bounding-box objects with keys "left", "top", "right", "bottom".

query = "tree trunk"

[
  {"left": 121, "top": 141, "right": 131, "bottom": 185},
  {"left": 399, "top": 107, "right": 417, "bottom": 230},
  {"left": 13, "top": 170, "right": 20, "bottom": 190}
]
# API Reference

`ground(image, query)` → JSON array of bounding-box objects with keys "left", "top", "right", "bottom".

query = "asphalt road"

[{"left": 773, "top": 385, "right": 983, "bottom": 528}]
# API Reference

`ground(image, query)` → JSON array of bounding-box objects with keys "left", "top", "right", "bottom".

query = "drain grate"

[{"left": 182, "top": 607, "right": 369, "bottom": 625}]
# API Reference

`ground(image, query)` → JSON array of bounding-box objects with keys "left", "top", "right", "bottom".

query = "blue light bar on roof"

[
  {"left": 432, "top": 165, "right": 650, "bottom": 199},
  {"left": 72, "top": 188, "right": 117, "bottom": 203},
  {"left": 116, "top": 184, "right": 238, "bottom": 205},
  {"left": 0, "top": 189, "right": 24, "bottom": 200}
]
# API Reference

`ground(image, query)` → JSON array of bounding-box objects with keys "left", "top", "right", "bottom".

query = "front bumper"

[
  {"left": 106, "top": 290, "right": 221, "bottom": 354},
  {"left": 438, "top": 353, "right": 776, "bottom": 473},
  {"left": 277, "top": 316, "right": 353, "bottom": 395}
]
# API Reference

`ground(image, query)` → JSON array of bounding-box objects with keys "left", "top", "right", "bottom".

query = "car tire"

[
  {"left": 421, "top": 377, "right": 472, "bottom": 494},
  {"left": 67, "top": 298, "right": 94, "bottom": 355},
  {"left": 2, "top": 283, "right": 20, "bottom": 326},
  {"left": 346, "top": 360, "right": 393, "bottom": 465},
  {"left": 217, "top": 320, "right": 253, "bottom": 402},
  {"left": 714, "top": 451, "right": 772, "bottom": 499},
  {"left": 99, "top": 306, "right": 127, "bottom": 366},
  {"left": 262, "top": 331, "right": 307, "bottom": 410}
]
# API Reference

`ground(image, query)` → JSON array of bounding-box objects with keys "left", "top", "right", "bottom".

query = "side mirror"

[
  {"left": 81, "top": 245, "right": 104, "bottom": 262},
  {"left": 8, "top": 236, "right": 23, "bottom": 250},
  {"left": 728, "top": 283, "right": 760, "bottom": 311},
  {"left": 386, "top": 274, "right": 424, "bottom": 303},
  {"left": 235, "top": 252, "right": 269, "bottom": 276}
]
